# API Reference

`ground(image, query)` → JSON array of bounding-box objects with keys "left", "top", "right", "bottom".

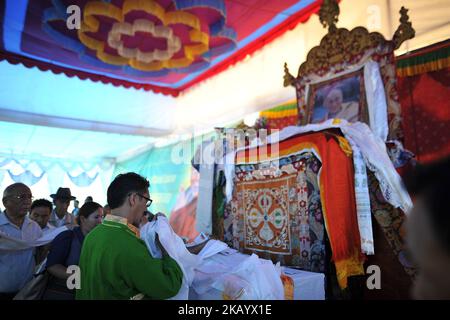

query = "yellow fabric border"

[
  {"left": 165, "top": 30, "right": 209, "bottom": 70},
  {"left": 186, "top": 30, "right": 209, "bottom": 57},
  {"left": 260, "top": 100, "right": 298, "bottom": 119},
  {"left": 78, "top": 24, "right": 103, "bottom": 51},
  {"left": 236, "top": 141, "right": 321, "bottom": 164},
  {"left": 397, "top": 57, "right": 450, "bottom": 77},
  {"left": 165, "top": 11, "right": 200, "bottom": 30},
  {"left": 130, "top": 59, "right": 165, "bottom": 71},
  {"left": 334, "top": 253, "right": 366, "bottom": 289},
  {"left": 165, "top": 57, "right": 194, "bottom": 69},
  {"left": 98, "top": 50, "right": 130, "bottom": 66}
]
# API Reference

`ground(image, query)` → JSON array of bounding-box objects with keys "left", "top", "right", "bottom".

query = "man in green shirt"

[{"left": 76, "top": 172, "right": 183, "bottom": 299}]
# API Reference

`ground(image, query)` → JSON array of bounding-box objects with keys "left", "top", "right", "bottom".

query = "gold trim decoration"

[
  {"left": 283, "top": 1, "right": 415, "bottom": 84},
  {"left": 397, "top": 57, "right": 450, "bottom": 77},
  {"left": 104, "top": 214, "right": 140, "bottom": 238},
  {"left": 319, "top": 0, "right": 339, "bottom": 31},
  {"left": 393, "top": 7, "right": 415, "bottom": 50},
  {"left": 295, "top": 26, "right": 387, "bottom": 79},
  {"left": 283, "top": 62, "right": 295, "bottom": 87},
  {"left": 282, "top": 0, "right": 415, "bottom": 140}
]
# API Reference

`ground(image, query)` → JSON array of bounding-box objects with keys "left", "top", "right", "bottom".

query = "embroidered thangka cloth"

[
  {"left": 230, "top": 151, "right": 325, "bottom": 272},
  {"left": 227, "top": 131, "right": 365, "bottom": 289}
]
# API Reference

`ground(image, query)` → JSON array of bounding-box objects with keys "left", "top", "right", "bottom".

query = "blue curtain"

[
  {"left": 68, "top": 171, "right": 99, "bottom": 187},
  {"left": 8, "top": 170, "right": 45, "bottom": 186}
]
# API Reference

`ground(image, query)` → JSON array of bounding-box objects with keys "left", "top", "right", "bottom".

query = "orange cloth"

[
  {"left": 320, "top": 135, "right": 365, "bottom": 288},
  {"left": 281, "top": 274, "right": 294, "bottom": 300},
  {"left": 236, "top": 130, "right": 365, "bottom": 288}
]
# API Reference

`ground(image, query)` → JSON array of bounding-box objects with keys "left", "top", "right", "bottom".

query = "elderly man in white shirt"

[
  {"left": 0, "top": 183, "right": 42, "bottom": 299},
  {"left": 48, "top": 188, "right": 76, "bottom": 228}
]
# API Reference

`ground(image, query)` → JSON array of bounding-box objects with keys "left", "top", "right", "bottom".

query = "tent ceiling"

[
  {"left": 0, "top": 59, "right": 176, "bottom": 132},
  {"left": 0, "top": 0, "right": 320, "bottom": 95}
]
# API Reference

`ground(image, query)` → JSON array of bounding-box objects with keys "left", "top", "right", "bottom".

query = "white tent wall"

[
  {"left": 0, "top": 155, "right": 114, "bottom": 211},
  {"left": 171, "top": 0, "right": 450, "bottom": 136}
]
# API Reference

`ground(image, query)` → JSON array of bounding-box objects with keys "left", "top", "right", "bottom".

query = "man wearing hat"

[{"left": 49, "top": 188, "right": 76, "bottom": 228}]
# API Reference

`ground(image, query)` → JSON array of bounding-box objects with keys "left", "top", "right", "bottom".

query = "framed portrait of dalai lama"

[{"left": 305, "top": 68, "right": 369, "bottom": 125}]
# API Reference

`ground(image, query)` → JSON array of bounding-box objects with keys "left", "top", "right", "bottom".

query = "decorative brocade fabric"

[
  {"left": 398, "top": 67, "right": 450, "bottom": 164},
  {"left": 225, "top": 130, "right": 365, "bottom": 289},
  {"left": 227, "top": 152, "right": 326, "bottom": 273}
]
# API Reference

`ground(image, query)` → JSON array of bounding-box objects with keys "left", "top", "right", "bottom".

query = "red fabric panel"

[
  {"left": 398, "top": 68, "right": 450, "bottom": 164},
  {"left": 319, "top": 135, "right": 364, "bottom": 288},
  {"left": 284, "top": 131, "right": 364, "bottom": 288},
  {"left": 238, "top": 131, "right": 364, "bottom": 288}
]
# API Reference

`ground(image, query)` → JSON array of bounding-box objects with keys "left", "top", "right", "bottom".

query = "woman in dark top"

[{"left": 43, "top": 202, "right": 103, "bottom": 300}]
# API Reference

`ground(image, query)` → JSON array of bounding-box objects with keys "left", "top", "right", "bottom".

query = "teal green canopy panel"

[{"left": 113, "top": 134, "right": 213, "bottom": 215}]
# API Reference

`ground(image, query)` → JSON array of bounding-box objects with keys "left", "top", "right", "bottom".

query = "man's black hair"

[
  {"left": 107, "top": 172, "right": 150, "bottom": 210},
  {"left": 31, "top": 198, "right": 53, "bottom": 213},
  {"left": 404, "top": 156, "right": 450, "bottom": 254}
]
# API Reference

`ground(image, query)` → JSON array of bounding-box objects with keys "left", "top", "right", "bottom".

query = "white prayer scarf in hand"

[
  {"left": 0, "top": 226, "right": 68, "bottom": 251},
  {"left": 140, "top": 216, "right": 202, "bottom": 300}
]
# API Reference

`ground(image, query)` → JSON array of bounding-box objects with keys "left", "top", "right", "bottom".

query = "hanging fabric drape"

[
  {"left": 228, "top": 130, "right": 365, "bottom": 289},
  {"left": 7, "top": 169, "right": 45, "bottom": 186},
  {"left": 397, "top": 40, "right": 450, "bottom": 164},
  {"left": 0, "top": 156, "right": 112, "bottom": 190},
  {"left": 67, "top": 171, "right": 100, "bottom": 187}
]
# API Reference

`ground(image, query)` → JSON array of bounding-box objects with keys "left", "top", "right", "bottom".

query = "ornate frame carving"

[{"left": 283, "top": 0, "right": 415, "bottom": 139}]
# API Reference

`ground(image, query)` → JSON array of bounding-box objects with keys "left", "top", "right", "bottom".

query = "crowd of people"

[
  {"left": 1, "top": 158, "right": 449, "bottom": 300},
  {"left": 0, "top": 172, "right": 183, "bottom": 300}
]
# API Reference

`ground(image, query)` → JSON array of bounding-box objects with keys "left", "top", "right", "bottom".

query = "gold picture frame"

[{"left": 305, "top": 68, "right": 369, "bottom": 125}]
